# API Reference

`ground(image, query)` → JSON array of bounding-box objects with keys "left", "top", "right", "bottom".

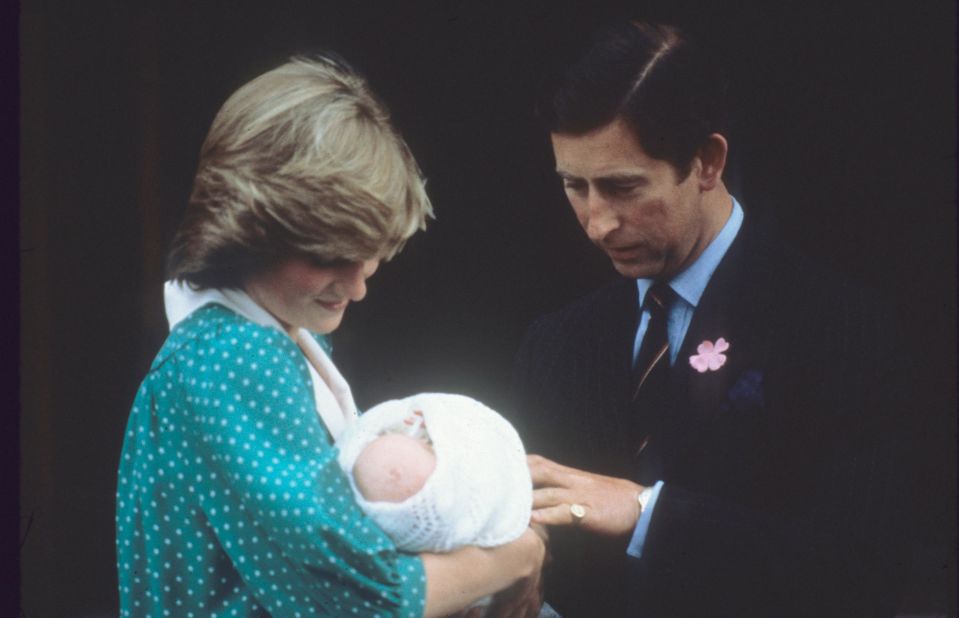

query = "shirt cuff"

[{"left": 625, "top": 480, "right": 664, "bottom": 560}]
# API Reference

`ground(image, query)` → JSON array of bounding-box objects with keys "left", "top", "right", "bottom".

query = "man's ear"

[{"left": 697, "top": 133, "right": 728, "bottom": 190}]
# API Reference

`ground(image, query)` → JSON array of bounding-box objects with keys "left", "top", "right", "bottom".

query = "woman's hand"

[
  {"left": 528, "top": 454, "right": 645, "bottom": 537},
  {"left": 483, "top": 524, "right": 549, "bottom": 618},
  {"left": 421, "top": 524, "right": 547, "bottom": 617}
]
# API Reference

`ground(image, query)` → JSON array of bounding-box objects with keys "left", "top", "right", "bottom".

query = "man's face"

[{"left": 551, "top": 117, "right": 709, "bottom": 280}]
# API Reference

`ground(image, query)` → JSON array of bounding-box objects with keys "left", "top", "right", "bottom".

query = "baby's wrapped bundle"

[{"left": 336, "top": 393, "right": 532, "bottom": 552}]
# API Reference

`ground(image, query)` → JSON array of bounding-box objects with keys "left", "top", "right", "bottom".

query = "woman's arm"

[{"left": 420, "top": 527, "right": 546, "bottom": 618}]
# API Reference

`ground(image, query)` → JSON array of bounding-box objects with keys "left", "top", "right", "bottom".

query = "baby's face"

[{"left": 352, "top": 433, "right": 436, "bottom": 503}]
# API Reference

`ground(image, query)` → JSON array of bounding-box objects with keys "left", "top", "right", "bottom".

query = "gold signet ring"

[{"left": 569, "top": 503, "right": 587, "bottom": 524}]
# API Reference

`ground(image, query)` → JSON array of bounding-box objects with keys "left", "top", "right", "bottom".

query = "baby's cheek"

[
  {"left": 407, "top": 444, "right": 437, "bottom": 489},
  {"left": 353, "top": 435, "right": 436, "bottom": 503}
]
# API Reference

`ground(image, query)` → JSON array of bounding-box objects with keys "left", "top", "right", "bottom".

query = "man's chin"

[{"left": 611, "top": 260, "right": 657, "bottom": 280}]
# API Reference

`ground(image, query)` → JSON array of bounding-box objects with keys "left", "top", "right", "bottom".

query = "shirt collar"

[
  {"left": 164, "top": 280, "right": 286, "bottom": 333},
  {"left": 636, "top": 196, "right": 744, "bottom": 308}
]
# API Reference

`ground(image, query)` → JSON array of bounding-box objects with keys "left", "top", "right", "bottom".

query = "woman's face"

[{"left": 244, "top": 257, "right": 380, "bottom": 335}]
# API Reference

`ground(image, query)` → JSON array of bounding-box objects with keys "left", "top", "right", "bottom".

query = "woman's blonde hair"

[{"left": 167, "top": 53, "right": 433, "bottom": 288}]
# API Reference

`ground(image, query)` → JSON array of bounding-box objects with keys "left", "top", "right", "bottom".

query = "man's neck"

[
  {"left": 670, "top": 183, "right": 733, "bottom": 279},
  {"left": 703, "top": 182, "right": 734, "bottom": 242}
]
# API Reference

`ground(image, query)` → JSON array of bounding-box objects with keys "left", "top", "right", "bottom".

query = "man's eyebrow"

[
  {"left": 596, "top": 172, "right": 649, "bottom": 183},
  {"left": 555, "top": 170, "right": 649, "bottom": 183}
]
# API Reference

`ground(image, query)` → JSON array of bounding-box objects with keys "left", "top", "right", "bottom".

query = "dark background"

[{"left": 19, "top": 1, "right": 956, "bottom": 616}]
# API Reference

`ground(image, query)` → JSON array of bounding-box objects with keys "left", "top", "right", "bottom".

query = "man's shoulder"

[
  {"left": 741, "top": 221, "right": 888, "bottom": 313},
  {"left": 527, "top": 277, "right": 636, "bottom": 335},
  {"left": 730, "top": 222, "right": 899, "bottom": 373}
]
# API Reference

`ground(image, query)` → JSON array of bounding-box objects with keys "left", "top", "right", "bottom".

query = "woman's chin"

[{"left": 306, "top": 313, "right": 345, "bottom": 334}]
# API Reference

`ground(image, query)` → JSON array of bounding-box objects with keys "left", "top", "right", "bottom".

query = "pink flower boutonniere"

[{"left": 689, "top": 338, "right": 729, "bottom": 373}]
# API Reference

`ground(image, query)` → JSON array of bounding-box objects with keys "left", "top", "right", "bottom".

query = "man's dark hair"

[{"left": 538, "top": 21, "right": 728, "bottom": 180}]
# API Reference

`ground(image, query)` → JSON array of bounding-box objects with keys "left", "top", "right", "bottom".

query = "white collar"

[{"left": 164, "top": 281, "right": 283, "bottom": 332}]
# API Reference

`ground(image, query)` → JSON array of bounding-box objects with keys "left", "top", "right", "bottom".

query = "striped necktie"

[{"left": 631, "top": 281, "right": 674, "bottom": 454}]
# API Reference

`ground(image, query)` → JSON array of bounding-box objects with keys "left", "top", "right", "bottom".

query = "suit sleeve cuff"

[{"left": 626, "top": 480, "right": 664, "bottom": 560}]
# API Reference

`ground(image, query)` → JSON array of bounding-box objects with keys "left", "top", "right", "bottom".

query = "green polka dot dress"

[{"left": 116, "top": 303, "right": 426, "bottom": 617}]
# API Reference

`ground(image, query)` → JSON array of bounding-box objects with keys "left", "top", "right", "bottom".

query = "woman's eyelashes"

[{"left": 306, "top": 256, "right": 352, "bottom": 269}]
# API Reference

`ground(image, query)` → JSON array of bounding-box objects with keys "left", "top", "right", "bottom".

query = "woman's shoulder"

[{"left": 149, "top": 303, "right": 299, "bottom": 371}]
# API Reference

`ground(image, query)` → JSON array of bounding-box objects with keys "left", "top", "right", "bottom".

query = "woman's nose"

[{"left": 339, "top": 259, "right": 379, "bottom": 301}]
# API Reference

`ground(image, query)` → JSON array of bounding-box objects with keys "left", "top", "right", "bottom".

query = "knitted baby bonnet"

[{"left": 336, "top": 393, "right": 532, "bottom": 553}]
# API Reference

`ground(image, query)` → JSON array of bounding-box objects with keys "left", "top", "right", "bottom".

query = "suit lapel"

[
  {"left": 638, "top": 220, "right": 774, "bottom": 481},
  {"left": 584, "top": 279, "right": 642, "bottom": 474},
  {"left": 600, "top": 280, "right": 639, "bottom": 403}
]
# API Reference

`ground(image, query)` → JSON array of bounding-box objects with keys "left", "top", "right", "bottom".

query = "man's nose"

[{"left": 585, "top": 194, "right": 619, "bottom": 242}]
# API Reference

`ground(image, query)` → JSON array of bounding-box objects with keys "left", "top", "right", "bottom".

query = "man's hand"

[{"left": 528, "top": 454, "right": 644, "bottom": 537}]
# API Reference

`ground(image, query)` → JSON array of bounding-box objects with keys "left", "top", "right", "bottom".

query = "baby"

[{"left": 336, "top": 393, "right": 532, "bottom": 554}]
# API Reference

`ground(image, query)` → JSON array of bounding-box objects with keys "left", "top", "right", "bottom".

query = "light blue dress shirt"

[{"left": 626, "top": 196, "right": 744, "bottom": 560}]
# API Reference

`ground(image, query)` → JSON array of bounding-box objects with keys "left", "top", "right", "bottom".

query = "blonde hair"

[{"left": 167, "top": 53, "right": 433, "bottom": 288}]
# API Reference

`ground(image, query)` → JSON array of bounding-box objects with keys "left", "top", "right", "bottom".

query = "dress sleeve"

[{"left": 170, "top": 319, "right": 426, "bottom": 617}]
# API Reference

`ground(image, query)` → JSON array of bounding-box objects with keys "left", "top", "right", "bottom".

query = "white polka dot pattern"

[{"left": 116, "top": 304, "right": 426, "bottom": 617}]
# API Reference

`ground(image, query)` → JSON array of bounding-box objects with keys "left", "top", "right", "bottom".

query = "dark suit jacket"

[{"left": 510, "top": 218, "right": 913, "bottom": 617}]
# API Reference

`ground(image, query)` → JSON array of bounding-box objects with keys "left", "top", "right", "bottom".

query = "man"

[{"left": 511, "top": 21, "right": 911, "bottom": 617}]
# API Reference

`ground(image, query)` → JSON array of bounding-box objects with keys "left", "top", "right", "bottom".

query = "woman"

[{"left": 116, "top": 53, "right": 544, "bottom": 617}]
